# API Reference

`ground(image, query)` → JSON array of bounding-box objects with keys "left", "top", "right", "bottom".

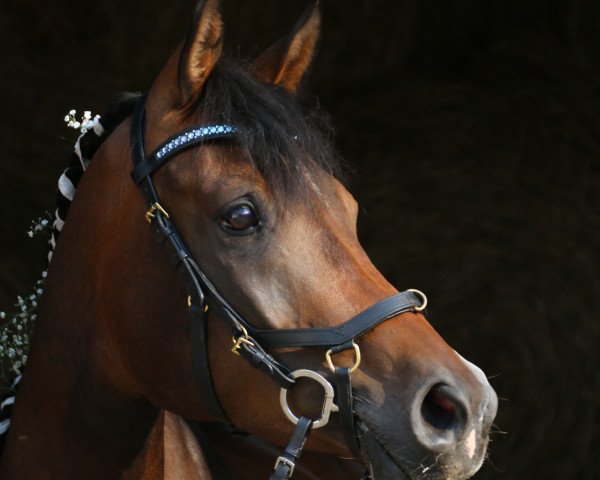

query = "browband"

[{"left": 131, "top": 123, "right": 237, "bottom": 184}]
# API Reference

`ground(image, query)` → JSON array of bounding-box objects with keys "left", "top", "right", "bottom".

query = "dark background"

[{"left": 1, "top": 0, "right": 598, "bottom": 478}]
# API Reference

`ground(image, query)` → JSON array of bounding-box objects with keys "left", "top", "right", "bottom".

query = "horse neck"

[
  {"left": 125, "top": 412, "right": 365, "bottom": 480},
  {"left": 123, "top": 411, "right": 215, "bottom": 480},
  {"left": 0, "top": 125, "right": 165, "bottom": 479},
  {"left": 0, "top": 255, "right": 160, "bottom": 478}
]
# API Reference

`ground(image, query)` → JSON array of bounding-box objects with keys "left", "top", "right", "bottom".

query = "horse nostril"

[
  {"left": 421, "top": 385, "right": 460, "bottom": 430},
  {"left": 414, "top": 383, "right": 469, "bottom": 451}
]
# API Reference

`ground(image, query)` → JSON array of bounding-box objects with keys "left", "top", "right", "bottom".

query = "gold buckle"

[
  {"left": 325, "top": 341, "right": 361, "bottom": 374},
  {"left": 145, "top": 202, "right": 170, "bottom": 223},
  {"left": 187, "top": 295, "right": 209, "bottom": 312},
  {"left": 231, "top": 325, "right": 254, "bottom": 355}
]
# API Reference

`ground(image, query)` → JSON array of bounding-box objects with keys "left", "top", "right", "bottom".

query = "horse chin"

[{"left": 356, "top": 420, "right": 413, "bottom": 480}]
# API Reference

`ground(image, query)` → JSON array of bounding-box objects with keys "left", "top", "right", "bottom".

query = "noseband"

[{"left": 129, "top": 95, "right": 426, "bottom": 479}]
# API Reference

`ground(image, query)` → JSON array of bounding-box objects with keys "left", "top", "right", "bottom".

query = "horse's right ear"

[
  {"left": 251, "top": 2, "right": 321, "bottom": 93},
  {"left": 151, "top": 0, "right": 223, "bottom": 108}
]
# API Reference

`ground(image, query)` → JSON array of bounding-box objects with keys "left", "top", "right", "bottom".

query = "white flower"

[
  {"left": 0, "top": 311, "right": 5, "bottom": 319},
  {"left": 69, "top": 109, "right": 76, "bottom": 115},
  {"left": 42, "top": 271, "right": 47, "bottom": 278},
  {"left": 36, "top": 289, "right": 43, "bottom": 295},
  {"left": 27, "top": 231, "right": 33, "bottom": 238}
]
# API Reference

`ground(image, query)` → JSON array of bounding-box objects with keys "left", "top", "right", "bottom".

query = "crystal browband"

[
  {"left": 154, "top": 124, "right": 237, "bottom": 159},
  {"left": 131, "top": 123, "right": 237, "bottom": 184}
]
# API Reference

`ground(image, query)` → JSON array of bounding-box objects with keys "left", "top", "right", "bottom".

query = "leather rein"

[{"left": 129, "top": 95, "right": 427, "bottom": 479}]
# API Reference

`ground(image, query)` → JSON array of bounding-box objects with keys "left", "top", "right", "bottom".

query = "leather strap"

[
  {"left": 235, "top": 336, "right": 295, "bottom": 389},
  {"left": 330, "top": 340, "right": 361, "bottom": 458},
  {"left": 245, "top": 291, "right": 422, "bottom": 349},
  {"left": 335, "top": 366, "right": 360, "bottom": 458},
  {"left": 189, "top": 305, "right": 230, "bottom": 422},
  {"left": 130, "top": 96, "right": 230, "bottom": 422},
  {"left": 270, "top": 416, "right": 313, "bottom": 480}
]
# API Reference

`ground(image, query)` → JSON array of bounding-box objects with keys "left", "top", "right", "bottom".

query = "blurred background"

[{"left": 0, "top": 0, "right": 598, "bottom": 478}]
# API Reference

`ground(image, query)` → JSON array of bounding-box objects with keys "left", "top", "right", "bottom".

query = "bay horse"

[{"left": 0, "top": 1, "right": 497, "bottom": 478}]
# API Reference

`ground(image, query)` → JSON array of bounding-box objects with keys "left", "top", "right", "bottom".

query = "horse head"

[{"left": 2, "top": 1, "right": 497, "bottom": 479}]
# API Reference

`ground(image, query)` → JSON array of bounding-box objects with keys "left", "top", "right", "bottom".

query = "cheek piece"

[{"left": 130, "top": 94, "right": 427, "bottom": 479}]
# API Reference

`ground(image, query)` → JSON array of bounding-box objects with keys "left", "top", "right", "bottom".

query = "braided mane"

[
  {"left": 0, "top": 93, "right": 140, "bottom": 454},
  {"left": 50, "top": 93, "right": 141, "bottom": 260}
]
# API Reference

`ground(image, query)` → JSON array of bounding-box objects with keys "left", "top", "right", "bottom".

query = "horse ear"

[
  {"left": 252, "top": 2, "right": 321, "bottom": 92},
  {"left": 177, "top": 0, "right": 223, "bottom": 104}
]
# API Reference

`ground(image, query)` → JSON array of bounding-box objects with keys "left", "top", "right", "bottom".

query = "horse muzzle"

[{"left": 355, "top": 365, "right": 498, "bottom": 480}]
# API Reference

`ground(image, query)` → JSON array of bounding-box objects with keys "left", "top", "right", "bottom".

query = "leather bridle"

[{"left": 129, "top": 94, "right": 427, "bottom": 479}]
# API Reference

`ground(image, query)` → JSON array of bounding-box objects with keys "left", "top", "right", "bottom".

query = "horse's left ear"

[
  {"left": 252, "top": 2, "right": 321, "bottom": 93},
  {"left": 150, "top": 0, "right": 223, "bottom": 109},
  {"left": 178, "top": 0, "right": 223, "bottom": 103}
]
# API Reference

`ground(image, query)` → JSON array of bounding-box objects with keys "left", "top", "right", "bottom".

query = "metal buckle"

[
  {"left": 279, "top": 369, "right": 339, "bottom": 429},
  {"left": 145, "top": 202, "right": 169, "bottom": 223},
  {"left": 325, "top": 341, "right": 361, "bottom": 374},
  {"left": 231, "top": 325, "right": 254, "bottom": 355},
  {"left": 187, "top": 295, "right": 209, "bottom": 312},
  {"left": 407, "top": 288, "right": 428, "bottom": 312},
  {"left": 274, "top": 456, "right": 295, "bottom": 476}
]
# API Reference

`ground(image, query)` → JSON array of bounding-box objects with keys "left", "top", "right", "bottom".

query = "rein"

[{"left": 129, "top": 94, "right": 426, "bottom": 479}]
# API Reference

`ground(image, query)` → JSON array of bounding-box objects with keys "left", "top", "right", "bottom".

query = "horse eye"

[{"left": 221, "top": 204, "right": 259, "bottom": 233}]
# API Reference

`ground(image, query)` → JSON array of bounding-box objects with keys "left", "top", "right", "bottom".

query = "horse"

[{"left": 0, "top": 1, "right": 497, "bottom": 478}]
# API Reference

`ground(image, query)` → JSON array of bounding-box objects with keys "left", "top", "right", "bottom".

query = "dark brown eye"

[{"left": 221, "top": 204, "right": 259, "bottom": 233}]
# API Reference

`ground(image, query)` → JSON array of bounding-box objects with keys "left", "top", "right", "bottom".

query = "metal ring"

[
  {"left": 408, "top": 288, "right": 428, "bottom": 312},
  {"left": 279, "top": 369, "right": 339, "bottom": 429},
  {"left": 325, "top": 341, "right": 362, "bottom": 374}
]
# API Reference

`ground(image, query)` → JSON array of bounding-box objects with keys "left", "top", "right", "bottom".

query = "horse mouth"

[{"left": 356, "top": 419, "right": 413, "bottom": 480}]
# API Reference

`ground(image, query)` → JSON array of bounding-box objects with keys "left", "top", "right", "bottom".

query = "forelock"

[{"left": 192, "top": 58, "right": 345, "bottom": 200}]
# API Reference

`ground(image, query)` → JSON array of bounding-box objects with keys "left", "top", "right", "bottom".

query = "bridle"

[{"left": 129, "top": 94, "right": 427, "bottom": 479}]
